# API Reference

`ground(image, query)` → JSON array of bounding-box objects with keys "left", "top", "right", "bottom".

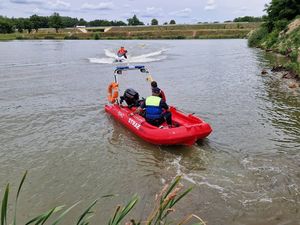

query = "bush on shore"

[{"left": 248, "top": 26, "right": 268, "bottom": 47}]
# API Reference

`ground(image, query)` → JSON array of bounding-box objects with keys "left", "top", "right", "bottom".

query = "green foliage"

[
  {"left": 169, "top": 20, "right": 176, "bottom": 25},
  {"left": 286, "top": 62, "right": 300, "bottom": 75},
  {"left": 264, "top": 30, "right": 280, "bottom": 48},
  {"left": 30, "top": 15, "right": 44, "bottom": 32},
  {"left": 89, "top": 19, "right": 126, "bottom": 27},
  {"left": 61, "top": 16, "right": 78, "bottom": 28},
  {"left": 289, "top": 50, "right": 298, "bottom": 62},
  {"left": 274, "top": 19, "right": 289, "bottom": 31},
  {"left": 108, "top": 196, "right": 138, "bottom": 225},
  {"left": 0, "top": 17, "right": 14, "bottom": 33},
  {"left": 93, "top": 33, "right": 100, "bottom": 40},
  {"left": 49, "top": 12, "right": 63, "bottom": 33},
  {"left": 264, "top": 0, "right": 300, "bottom": 31},
  {"left": 248, "top": 26, "right": 268, "bottom": 47},
  {"left": 78, "top": 18, "right": 87, "bottom": 26},
  {"left": 14, "top": 18, "right": 25, "bottom": 33},
  {"left": 234, "top": 16, "right": 263, "bottom": 22},
  {"left": 127, "top": 15, "right": 144, "bottom": 26},
  {"left": 151, "top": 19, "right": 158, "bottom": 26},
  {"left": 23, "top": 19, "right": 33, "bottom": 33}
]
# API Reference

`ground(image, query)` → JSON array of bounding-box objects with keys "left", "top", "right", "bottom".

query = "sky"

[{"left": 0, "top": 0, "right": 271, "bottom": 23}]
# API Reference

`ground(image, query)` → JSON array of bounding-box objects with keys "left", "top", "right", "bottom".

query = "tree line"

[
  {"left": 233, "top": 16, "right": 263, "bottom": 22},
  {"left": 0, "top": 13, "right": 177, "bottom": 34}
]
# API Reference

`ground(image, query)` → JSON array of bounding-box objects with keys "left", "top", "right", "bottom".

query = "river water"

[{"left": 0, "top": 40, "right": 299, "bottom": 225}]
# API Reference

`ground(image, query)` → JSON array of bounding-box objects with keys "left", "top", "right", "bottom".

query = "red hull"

[{"left": 105, "top": 104, "right": 212, "bottom": 146}]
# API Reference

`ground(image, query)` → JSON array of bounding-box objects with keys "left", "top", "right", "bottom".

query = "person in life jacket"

[
  {"left": 130, "top": 87, "right": 172, "bottom": 127},
  {"left": 151, "top": 81, "right": 166, "bottom": 102},
  {"left": 117, "top": 46, "right": 128, "bottom": 59}
]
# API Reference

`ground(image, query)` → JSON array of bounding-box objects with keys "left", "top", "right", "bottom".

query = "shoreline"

[
  {"left": 0, "top": 34, "right": 251, "bottom": 41},
  {"left": 0, "top": 23, "right": 259, "bottom": 41}
]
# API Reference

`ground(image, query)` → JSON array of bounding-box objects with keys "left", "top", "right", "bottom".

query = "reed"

[{"left": 1, "top": 172, "right": 205, "bottom": 225}]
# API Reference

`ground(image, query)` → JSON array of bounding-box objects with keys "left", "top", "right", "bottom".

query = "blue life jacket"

[{"left": 145, "top": 96, "right": 162, "bottom": 120}]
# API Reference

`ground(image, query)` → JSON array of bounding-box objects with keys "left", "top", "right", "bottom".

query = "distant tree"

[
  {"left": 87, "top": 19, "right": 127, "bottom": 27},
  {"left": 233, "top": 16, "right": 262, "bottom": 22},
  {"left": 127, "top": 15, "right": 144, "bottom": 26},
  {"left": 0, "top": 17, "right": 14, "bottom": 33},
  {"left": 40, "top": 16, "right": 49, "bottom": 28},
  {"left": 78, "top": 18, "right": 87, "bottom": 26},
  {"left": 89, "top": 19, "right": 110, "bottom": 26},
  {"left": 111, "top": 20, "right": 127, "bottom": 26},
  {"left": 163, "top": 22, "right": 168, "bottom": 25},
  {"left": 151, "top": 18, "right": 158, "bottom": 25},
  {"left": 49, "top": 12, "right": 63, "bottom": 33},
  {"left": 169, "top": 19, "right": 176, "bottom": 24},
  {"left": 23, "top": 19, "right": 33, "bottom": 33},
  {"left": 30, "top": 14, "right": 44, "bottom": 32},
  {"left": 13, "top": 18, "right": 25, "bottom": 32},
  {"left": 61, "top": 16, "right": 79, "bottom": 27}
]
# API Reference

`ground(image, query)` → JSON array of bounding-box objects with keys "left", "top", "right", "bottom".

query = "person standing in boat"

[
  {"left": 117, "top": 46, "right": 128, "bottom": 59},
  {"left": 130, "top": 87, "right": 172, "bottom": 127},
  {"left": 151, "top": 81, "right": 166, "bottom": 102}
]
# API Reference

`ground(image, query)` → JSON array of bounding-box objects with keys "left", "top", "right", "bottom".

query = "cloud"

[
  {"left": 141, "top": 7, "right": 163, "bottom": 18},
  {"left": 10, "top": 0, "right": 44, "bottom": 4},
  {"left": 81, "top": 2, "right": 114, "bottom": 10},
  {"left": 33, "top": 8, "right": 39, "bottom": 13},
  {"left": 204, "top": 0, "right": 217, "bottom": 10},
  {"left": 47, "top": 0, "right": 71, "bottom": 11},
  {"left": 170, "top": 8, "right": 192, "bottom": 18},
  {"left": 10, "top": 0, "right": 71, "bottom": 12}
]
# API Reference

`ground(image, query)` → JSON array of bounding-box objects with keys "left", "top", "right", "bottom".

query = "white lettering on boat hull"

[{"left": 128, "top": 118, "right": 141, "bottom": 130}]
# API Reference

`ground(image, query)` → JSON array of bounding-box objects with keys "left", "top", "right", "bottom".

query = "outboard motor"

[{"left": 120, "top": 88, "right": 140, "bottom": 108}]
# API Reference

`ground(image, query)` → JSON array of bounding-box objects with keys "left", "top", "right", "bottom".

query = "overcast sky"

[{"left": 1, "top": 0, "right": 270, "bottom": 23}]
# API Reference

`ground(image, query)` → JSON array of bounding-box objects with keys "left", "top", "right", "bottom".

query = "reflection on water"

[{"left": 0, "top": 40, "right": 299, "bottom": 225}]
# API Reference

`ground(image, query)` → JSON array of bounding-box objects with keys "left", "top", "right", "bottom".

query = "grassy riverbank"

[
  {"left": 249, "top": 18, "right": 300, "bottom": 77},
  {"left": 248, "top": 0, "right": 300, "bottom": 78},
  {"left": 0, "top": 22, "right": 259, "bottom": 41}
]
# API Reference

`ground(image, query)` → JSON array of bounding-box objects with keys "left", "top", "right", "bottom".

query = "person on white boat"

[{"left": 117, "top": 47, "right": 127, "bottom": 59}]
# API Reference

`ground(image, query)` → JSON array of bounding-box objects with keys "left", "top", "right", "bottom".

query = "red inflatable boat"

[{"left": 105, "top": 66, "right": 212, "bottom": 146}]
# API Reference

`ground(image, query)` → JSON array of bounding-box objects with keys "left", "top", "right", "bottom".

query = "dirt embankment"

[{"left": 0, "top": 22, "right": 260, "bottom": 40}]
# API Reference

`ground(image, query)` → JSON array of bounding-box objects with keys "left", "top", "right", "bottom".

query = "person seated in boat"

[
  {"left": 117, "top": 46, "right": 127, "bottom": 59},
  {"left": 151, "top": 81, "right": 166, "bottom": 102},
  {"left": 130, "top": 87, "right": 172, "bottom": 127}
]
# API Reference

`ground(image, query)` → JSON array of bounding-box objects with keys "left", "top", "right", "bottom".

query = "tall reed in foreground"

[{"left": 1, "top": 172, "right": 205, "bottom": 225}]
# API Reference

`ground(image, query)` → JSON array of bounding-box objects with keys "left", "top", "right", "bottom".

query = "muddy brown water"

[{"left": 0, "top": 40, "right": 299, "bottom": 225}]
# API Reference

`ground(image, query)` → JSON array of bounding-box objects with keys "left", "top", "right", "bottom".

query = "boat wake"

[{"left": 88, "top": 49, "right": 167, "bottom": 64}]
